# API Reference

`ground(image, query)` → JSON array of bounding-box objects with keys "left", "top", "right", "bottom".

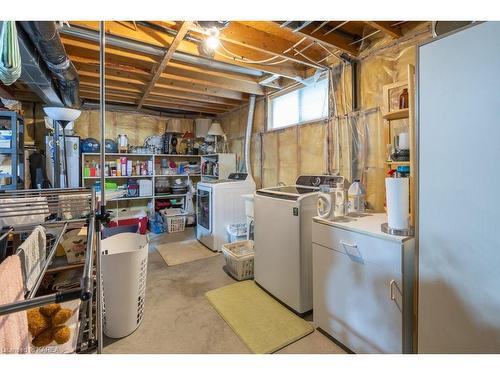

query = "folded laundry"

[{"left": 52, "top": 268, "right": 82, "bottom": 292}]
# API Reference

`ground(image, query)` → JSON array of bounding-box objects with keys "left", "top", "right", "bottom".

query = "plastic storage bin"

[
  {"left": 101, "top": 232, "right": 149, "bottom": 338},
  {"left": 226, "top": 223, "right": 247, "bottom": 243},
  {"left": 160, "top": 208, "right": 187, "bottom": 233},
  {"left": 221, "top": 240, "right": 255, "bottom": 281},
  {"left": 109, "top": 209, "right": 148, "bottom": 234}
]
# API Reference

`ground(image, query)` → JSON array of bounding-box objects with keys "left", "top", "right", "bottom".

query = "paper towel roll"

[
  {"left": 385, "top": 177, "right": 409, "bottom": 230},
  {"left": 397, "top": 132, "right": 409, "bottom": 150}
]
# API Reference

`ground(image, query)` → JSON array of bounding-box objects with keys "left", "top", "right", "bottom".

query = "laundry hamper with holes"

[{"left": 101, "top": 232, "right": 149, "bottom": 338}]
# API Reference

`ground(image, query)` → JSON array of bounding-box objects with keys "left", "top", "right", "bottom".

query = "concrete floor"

[{"left": 103, "top": 228, "right": 346, "bottom": 354}]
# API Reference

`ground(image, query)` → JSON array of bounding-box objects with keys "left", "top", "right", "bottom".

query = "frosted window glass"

[
  {"left": 269, "top": 77, "right": 328, "bottom": 130},
  {"left": 271, "top": 90, "right": 299, "bottom": 129},
  {"left": 300, "top": 79, "right": 328, "bottom": 122}
]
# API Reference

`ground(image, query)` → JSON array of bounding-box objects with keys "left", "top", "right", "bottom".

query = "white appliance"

[
  {"left": 45, "top": 135, "right": 80, "bottom": 188},
  {"left": 316, "top": 186, "right": 336, "bottom": 220},
  {"left": 312, "top": 213, "right": 415, "bottom": 353},
  {"left": 417, "top": 22, "right": 500, "bottom": 353},
  {"left": 196, "top": 172, "right": 255, "bottom": 251},
  {"left": 254, "top": 175, "right": 344, "bottom": 314}
]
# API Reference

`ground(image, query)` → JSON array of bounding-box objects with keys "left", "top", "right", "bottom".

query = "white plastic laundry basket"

[
  {"left": 101, "top": 232, "right": 149, "bottom": 338},
  {"left": 222, "top": 240, "right": 254, "bottom": 281}
]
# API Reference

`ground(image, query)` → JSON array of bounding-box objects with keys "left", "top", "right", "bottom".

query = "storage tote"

[
  {"left": 222, "top": 240, "right": 254, "bottom": 281},
  {"left": 101, "top": 232, "right": 149, "bottom": 338}
]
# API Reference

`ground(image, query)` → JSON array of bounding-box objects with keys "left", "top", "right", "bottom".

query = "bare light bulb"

[
  {"left": 205, "top": 35, "right": 220, "bottom": 50},
  {"left": 204, "top": 27, "right": 220, "bottom": 50}
]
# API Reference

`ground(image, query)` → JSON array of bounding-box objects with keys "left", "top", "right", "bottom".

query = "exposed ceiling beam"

[
  {"left": 65, "top": 21, "right": 307, "bottom": 81},
  {"left": 364, "top": 21, "right": 403, "bottom": 38},
  {"left": 274, "top": 21, "right": 359, "bottom": 56},
  {"left": 138, "top": 21, "right": 190, "bottom": 109},
  {"left": 80, "top": 90, "right": 225, "bottom": 115},
  {"left": 189, "top": 22, "right": 327, "bottom": 70},
  {"left": 71, "top": 55, "right": 264, "bottom": 95},
  {"left": 78, "top": 70, "right": 246, "bottom": 102},
  {"left": 258, "top": 74, "right": 282, "bottom": 89},
  {"left": 79, "top": 72, "right": 243, "bottom": 107}
]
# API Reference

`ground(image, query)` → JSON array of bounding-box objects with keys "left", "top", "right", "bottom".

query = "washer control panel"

[{"left": 295, "top": 175, "right": 345, "bottom": 187}]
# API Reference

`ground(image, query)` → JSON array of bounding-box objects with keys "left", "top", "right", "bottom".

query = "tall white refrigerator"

[
  {"left": 45, "top": 135, "right": 81, "bottom": 188},
  {"left": 417, "top": 22, "right": 500, "bottom": 353}
]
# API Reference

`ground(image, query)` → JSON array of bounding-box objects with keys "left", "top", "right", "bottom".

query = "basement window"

[{"left": 268, "top": 77, "right": 329, "bottom": 131}]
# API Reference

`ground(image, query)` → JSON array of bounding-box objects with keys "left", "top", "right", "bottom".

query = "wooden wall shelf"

[{"left": 382, "top": 108, "right": 409, "bottom": 121}]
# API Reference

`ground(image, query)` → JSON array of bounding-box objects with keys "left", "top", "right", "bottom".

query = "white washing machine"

[
  {"left": 254, "top": 175, "right": 344, "bottom": 314},
  {"left": 196, "top": 173, "right": 255, "bottom": 251}
]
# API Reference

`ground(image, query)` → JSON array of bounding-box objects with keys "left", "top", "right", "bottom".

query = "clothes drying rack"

[{"left": 0, "top": 187, "right": 103, "bottom": 354}]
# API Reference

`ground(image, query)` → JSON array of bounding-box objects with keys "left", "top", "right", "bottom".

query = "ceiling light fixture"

[{"left": 204, "top": 27, "right": 220, "bottom": 50}]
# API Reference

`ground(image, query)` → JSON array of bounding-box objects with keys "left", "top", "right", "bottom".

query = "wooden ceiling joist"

[
  {"left": 364, "top": 21, "right": 403, "bottom": 38},
  {"left": 73, "top": 58, "right": 263, "bottom": 97},
  {"left": 190, "top": 22, "right": 327, "bottom": 70},
  {"left": 79, "top": 81, "right": 239, "bottom": 112},
  {"left": 137, "top": 21, "right": 190, "bottom": 109},
  {"left": 67, "top": 21, "right": 307, "bottom": 81},
  {"left": 274, "top": 21, "right": 359, "bottom": 56},
  {"left": 51, "top": 21, "right": 409, "bottom": 114},
  {"left": 79, "top": 77, "right": 246, "bottom": 110},
  {"left": 80, "top": 91, "right": 225, "bottom": 115}
]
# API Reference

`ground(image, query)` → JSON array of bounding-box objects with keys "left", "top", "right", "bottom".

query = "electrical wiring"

[
  {"left": 216, "top": 41, "right": 287, "bottom": 65},
  {"left": 292, "top": 48, "right": 326, "bottom": 68}
]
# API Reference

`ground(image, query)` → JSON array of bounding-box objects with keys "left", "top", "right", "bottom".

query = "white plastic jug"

[{"left": 347, "top": 179, "right": 365, "bottom": 215}]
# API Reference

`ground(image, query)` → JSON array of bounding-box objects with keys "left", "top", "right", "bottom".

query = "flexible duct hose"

[{"left": 19, "top": 21, "right": 81, "bottom": 108}]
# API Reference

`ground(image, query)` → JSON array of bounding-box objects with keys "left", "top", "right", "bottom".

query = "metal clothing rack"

[{"left": 0, "top": 187, "right": 103, "bottom": 354}]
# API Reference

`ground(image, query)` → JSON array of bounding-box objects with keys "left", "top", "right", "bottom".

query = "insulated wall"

[{"left": 219, "top": 22, "right": 432, "bottom": 211}]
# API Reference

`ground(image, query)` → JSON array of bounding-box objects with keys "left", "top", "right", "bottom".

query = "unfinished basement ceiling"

[{"left": 7, "top": 21, "right": 412, "bottom": 116}]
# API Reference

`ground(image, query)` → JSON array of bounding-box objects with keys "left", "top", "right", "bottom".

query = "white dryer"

[
  {"left": 254, "top": 175, "right": 344, "bottom": 314},
  {"left": 196, "top": 173, "right": 255, "bottom": 251}
]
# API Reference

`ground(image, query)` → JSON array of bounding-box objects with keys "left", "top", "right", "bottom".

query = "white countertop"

[{"left": 313, "top": 212, "right": 413, "bottom": 243}]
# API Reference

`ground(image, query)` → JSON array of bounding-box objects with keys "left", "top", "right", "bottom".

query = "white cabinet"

[
  {"left": 312, "top": 213, "right": 414, "bottom": 353},
  {"left": 201, "top": 153, "right": 236, "bottom": 181}
]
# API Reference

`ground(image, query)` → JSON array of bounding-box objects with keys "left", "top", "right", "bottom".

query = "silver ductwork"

[
  {"left": 20, "top": 21, "right": 81, "bottom": 108},
  {"left": 16, "top": 26, "right": 64, "bottom": 106}
]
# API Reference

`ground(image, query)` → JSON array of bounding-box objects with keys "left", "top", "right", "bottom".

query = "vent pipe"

[
  {"left": 19, "top": 21, "right": 81, "bottom": 108},
  {"left": 243, "top": 95, "right": 256, "bottom": 177}
]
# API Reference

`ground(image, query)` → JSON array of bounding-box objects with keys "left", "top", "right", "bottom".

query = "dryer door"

[{"left": 197, "top": 185, "right": 212, "bottom": 232}]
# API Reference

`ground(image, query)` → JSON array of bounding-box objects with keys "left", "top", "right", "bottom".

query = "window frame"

[{"left": 266, "top": 72, "right": 329, "bottom": 132}]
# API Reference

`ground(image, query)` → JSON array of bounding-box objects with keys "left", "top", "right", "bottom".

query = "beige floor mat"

[{"left": 156, "top": 239, "right": 218, "bottom": 266}]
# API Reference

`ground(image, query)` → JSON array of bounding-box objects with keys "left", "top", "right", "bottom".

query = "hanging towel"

[
  {"left": 0, "top": 21, "right": 22, "bottom": 86},
  {"left": 18, "top": 226, "right": 46, "bottom": 292},
  {"left": 0, "top": 255, "right": 30, "bottom": 354}
]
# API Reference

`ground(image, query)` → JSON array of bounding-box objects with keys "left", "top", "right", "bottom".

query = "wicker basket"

[
  {"left": 160, "top": 208, "right": 187, "bottom": 233},
  {"left": 221, "top": 240, "right": 254, "bottom": 281}
]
